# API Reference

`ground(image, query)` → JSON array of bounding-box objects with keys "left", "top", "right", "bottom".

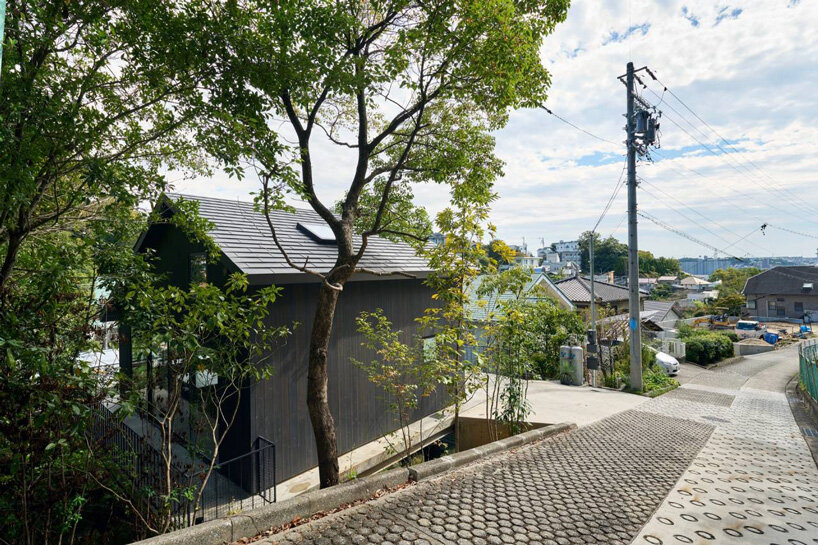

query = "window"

[
  {"left": 189, "top": 253, "right": 207, "bottom": 284},
  {"left": 746, "top": 300, "right": 756, "bottom": 310},
  {"left": 422, "top": 336, "right": 437, "bottom": 363},
  {"left": 768, "top": 300, "right": 785, "bottom": 317},
  {"left": 795, "top": 302, "right": 804, "bottom": 315}
]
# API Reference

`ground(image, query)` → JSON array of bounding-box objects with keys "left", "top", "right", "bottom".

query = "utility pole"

[
  {"left": 625, "top": 61, "right": 642, "bottom": 391},
  {"left": 589, "top": 235, "right": 596, "bottom": 325},
  {"left": 589, "top": 234, "right": 598, "bottom": 387}
]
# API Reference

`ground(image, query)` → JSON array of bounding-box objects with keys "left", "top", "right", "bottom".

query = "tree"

[
  {"left": 707, "top": 267, "right": 761, "bottom": 315},
  {"left": 0, "top": 1, "right": 208, "bottom": 293},
  {"left": 421, "top": 183, "right": 501, "bottom": 451},
  {"left": 352, "top": 309, "right": 438, "bottom": 467},
  {"left": 211, "top": 0, "right": 570, "bottom": 487},
  {"left": 477, "top": 267, "right": 584, "bottom": 438},
  {"left": 709, "top": 267, "right": 761, "bottom": 296},
  {"left": 113, "top": 271, "right": 290, "bottom": 535},
  {"left": 649, "top": 283, "right": 675, "bottom": 301},
  {"left": 638, "top": 251, "right": 681, "bottom": 277},
  {"left": 578, "top": 231, "right": 628, "bottom": 275}
]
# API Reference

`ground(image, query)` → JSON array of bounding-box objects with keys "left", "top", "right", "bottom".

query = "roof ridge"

[{"left": 164, "top": 192, "right": 319, "bottom": 215}]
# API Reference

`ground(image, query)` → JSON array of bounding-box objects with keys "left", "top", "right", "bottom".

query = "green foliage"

[
  {"left": 678, "top": 327, "right": 734, "bottom": 365},
  {"left": 0, "top": 201, "right": 146, "bottom": 543},
  {"left": 352, "top": 309, "right": 438, "bottom": 464},
  {"left": 577, "top": 231, "right": 628, "bottom": 274},
  {"left": 638, "top": 251, "right": 681, "bottom": 277},
  {"left": 478, "top": 268, "right": 585, "bottom": 433},
  {"left": 0, "top": 0, "right": 210, "bottom": 293},
  {"left": 116, "top": 270, "right": 292, "bottom": 534},
  {"left": 642, "top": 366, "right": 679, "bottom": 393},
  {"left": 709, "top": 267, "right": 761, "bottom": 295},
  {"left": 648, "top": 283, "right": 676, "bottom": 301}
]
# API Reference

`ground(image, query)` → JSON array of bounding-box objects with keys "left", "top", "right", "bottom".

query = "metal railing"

[
  {"left": 799, "top": 339, "right": 818, "bottom": 403},
  {"left": 178, "top": 436, "right": 276, "bottom": 526},
  {"left": 90, "top": 403, "right": 276, "bottom": 529}
]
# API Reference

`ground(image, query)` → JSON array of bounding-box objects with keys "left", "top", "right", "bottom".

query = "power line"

[
  {"left": 593, "top": 162, "right": 627, "bottom": 232},
  {"left": 647, "top": 69, "right": 811, "bottom": 210},
  {"left": 637, "top": 210, "right": 745, "bottom": 261},
  {"left": 637, "top": 175, "right": 773, "bottom": 257},
  {"left": 637, "top": 80, "right": 818, "bottom": 222},
  {"left": 638, "top": 181, "right": 759, "bottom": 258},
  {"left": 763, "top": 223, "right": 818, "bottom": 240},
  {"left": 538, "top": 105, "right": 621, "bottom": 148}
]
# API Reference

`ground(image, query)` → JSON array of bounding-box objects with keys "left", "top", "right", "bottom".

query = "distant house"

[
  {"left": 552, "top": 239, "right": 581, "bottom": 265},
  {"left": 742, "top": 266, "right": 818, "bottom": 319},
  {"left": 514, "top": 255, "right": 541, "bottom": 269},
  {"left": 558, "top": 261, "right": 580, "bottom": 278},
  {"left": 639, "top": 277, "right": 658, "bottom": 293},
  {"left": 656, "top": 275, "right": 679, "bottom": 285},
  {"left": 680, "top": 275, "right": 711, "bottom": 291},
  {"left": 643, "top": 300, "right": 682, "bottom": 327},
  {"left": 554, "top": 276, "right": 643, "bottom": 314},
  {"left": 122, "top": 194, "right": 447, "bottom": 484},
  {"left": 464, "top": 272, "right": 575, "bottom": 323}
]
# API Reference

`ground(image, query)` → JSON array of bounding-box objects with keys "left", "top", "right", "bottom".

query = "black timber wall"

[
  {"left": 136, "top": 222, "right": 447, "bottom": 483},
  {"left": 250, "top": 278, "right": 447, "bottom": 483}
]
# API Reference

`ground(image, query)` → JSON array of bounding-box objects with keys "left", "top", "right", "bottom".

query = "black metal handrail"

[{"left": 179, "top": 436, "right": 277, "bottom": 527}]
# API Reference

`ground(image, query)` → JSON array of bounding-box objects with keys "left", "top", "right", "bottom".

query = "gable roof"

[
  {"left": 464, "top": 272, "right": 574, "bottom": 321},
  {"left": 643, "top": 300, "right": 681, "bottom": 321},
  {"left": 554, "top": 276, "right": 637, "bottom": 304},
  {"left": 680, "top": 276, "right": 710, "bottom": 286},
  {"left": 743, "top": 266, "right": 818, "bottom": 296},
  {"left": 148, "top": 194, "right": 430, "bottom": 282}
]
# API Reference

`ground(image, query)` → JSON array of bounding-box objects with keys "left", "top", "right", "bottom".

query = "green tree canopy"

[
  {"left": 578, "top": 231, "right": 628, "bottom": 275},
  {"left": 200, "top": 0, "right": 571, "bottom": 487}
]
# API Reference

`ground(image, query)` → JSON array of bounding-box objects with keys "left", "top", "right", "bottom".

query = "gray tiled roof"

[
  {"left": 554, "top": 276, "right": 637, "bottom": 303},
  {"left": 743, "top": 266, "right": 818, "bottom": 296},
  {"left": 163, "top": 193, "right": 430, "bottom": 280}
]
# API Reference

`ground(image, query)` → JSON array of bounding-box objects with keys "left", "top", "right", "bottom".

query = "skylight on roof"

[{"left": 297, "top": 222, "right": 336, "bottom": 243}]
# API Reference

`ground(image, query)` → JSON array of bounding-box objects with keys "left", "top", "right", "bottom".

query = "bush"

[
  {"left": 684, "top": 332, "right": 734, "bottom": 364},
  {"left": 642, "top": 366, "right": 679, "bottom": 393}
]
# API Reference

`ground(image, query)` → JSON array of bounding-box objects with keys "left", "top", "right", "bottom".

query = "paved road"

[{"left": 263, "top": 346, "right": 818, "bottom": 545}]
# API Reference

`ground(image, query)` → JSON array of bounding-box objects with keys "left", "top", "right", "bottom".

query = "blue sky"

[{"left": 174, "top": 0, "right": 818, "bottom": 259}]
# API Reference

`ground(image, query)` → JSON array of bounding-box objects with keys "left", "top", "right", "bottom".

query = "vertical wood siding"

[{"left": 250, "top": 278, "right": 447, "bottom": 482}]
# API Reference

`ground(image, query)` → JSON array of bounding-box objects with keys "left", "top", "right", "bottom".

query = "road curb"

[
  {"left": 129, "top": 422, "right": 576, "bottom": 545},
  {"left": 408, "top": 422, "right": 576, "bottom": 482},
  {"left": 131, "top": 467, "right": 409, "bottom": 545}
]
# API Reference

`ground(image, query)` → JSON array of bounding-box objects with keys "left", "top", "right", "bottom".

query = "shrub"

[
  {"left": 684, "top": 332, "right": 733, "bottom": 364},
  {"left": 642, "top": 366, "right": 679, "bottom": 393}
]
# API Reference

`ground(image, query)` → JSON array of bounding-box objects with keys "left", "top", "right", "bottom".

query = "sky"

[{"left": 173, "top": 0, "right": 818, "bottom": 259}]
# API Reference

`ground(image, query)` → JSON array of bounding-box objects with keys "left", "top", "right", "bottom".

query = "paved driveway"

[{"left": 261, "top": 346, "right": 818, "bottom": 545}]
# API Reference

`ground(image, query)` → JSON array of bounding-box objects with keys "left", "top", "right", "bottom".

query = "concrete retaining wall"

[
  {"left": 131, "top": 422, "right": 576, "bottom": 545},
  {"left": 733, "top": 342, "right": 775, "bottom": 356}
]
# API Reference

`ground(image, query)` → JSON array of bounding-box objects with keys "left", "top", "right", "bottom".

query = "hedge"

[{"left": 684, "top": 333, "right": 733, "bottom": 364}]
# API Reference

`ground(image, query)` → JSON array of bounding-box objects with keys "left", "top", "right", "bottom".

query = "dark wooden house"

[{"left": 121, "top": 193, "right": 445, "bottom": 485}]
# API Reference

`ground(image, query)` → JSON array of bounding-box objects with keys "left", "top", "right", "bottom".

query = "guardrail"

[{"left": 799, "top": 339, "right": 818, "bottom": 403}]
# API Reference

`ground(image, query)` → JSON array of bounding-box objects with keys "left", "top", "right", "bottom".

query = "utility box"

[
  {"left": 559, "top": 345, "right": 584, "bottom": 386},
  {"left": 570, "top": 346, "right": 584, "bottom": 385}
]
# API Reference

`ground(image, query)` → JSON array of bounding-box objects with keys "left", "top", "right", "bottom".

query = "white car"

[{"left": 655, "top": 351, "right": 680, "bottom": 376}]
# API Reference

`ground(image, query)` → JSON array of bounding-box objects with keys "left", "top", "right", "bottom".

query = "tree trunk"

[
  {"left": 0, "top": 232, "right": 23, "bottom": 293},
  {"left": 308, "top": 282, "right": 341, "bottom": 488}
]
